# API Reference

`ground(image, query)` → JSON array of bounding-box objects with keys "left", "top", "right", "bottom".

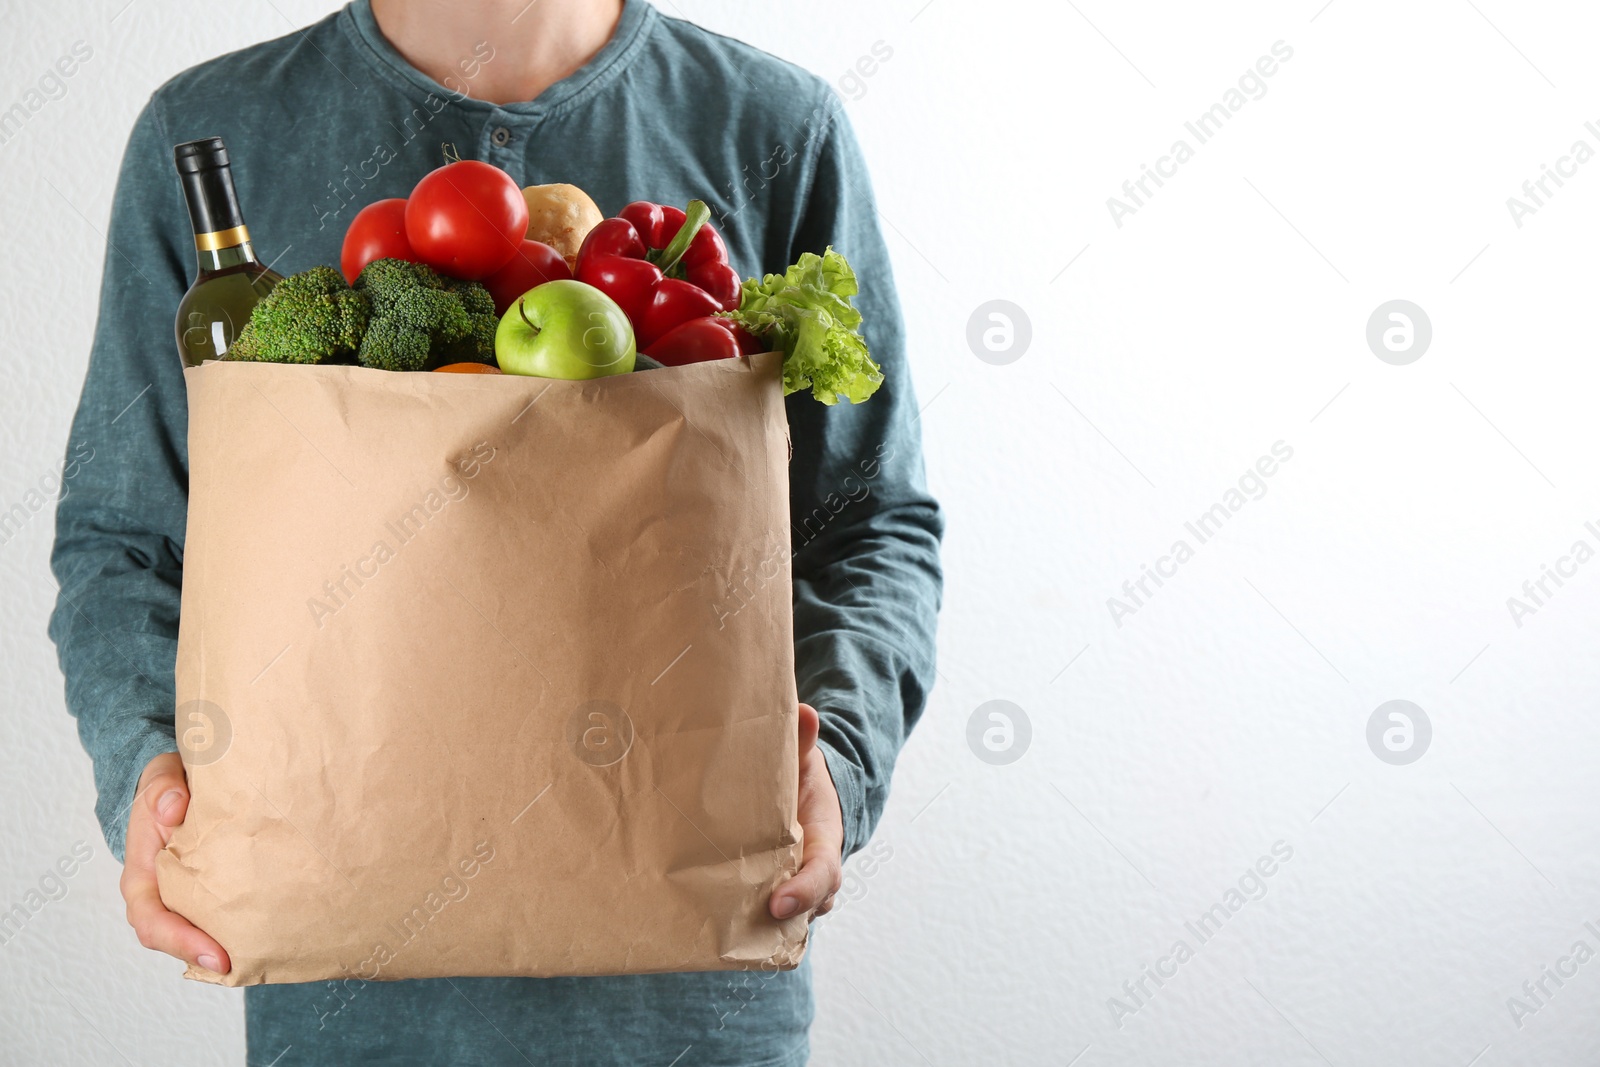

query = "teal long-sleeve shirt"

[{"left": 49, "top": 2, "right": 942, "bottom": 1063}]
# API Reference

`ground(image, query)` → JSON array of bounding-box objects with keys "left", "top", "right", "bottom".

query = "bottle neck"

[
  {"left": 178, "top": 155, "right": 256, "bottom": 275},
  {"left": 196, "top": 236, "right": 262, "bottom": 275}
]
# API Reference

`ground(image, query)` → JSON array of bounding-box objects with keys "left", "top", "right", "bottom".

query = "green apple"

[{"left": 494, "top": 279, "right": 636, "bottom": 379}]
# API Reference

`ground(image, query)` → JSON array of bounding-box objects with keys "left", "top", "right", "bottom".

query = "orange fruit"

[{"left": 434, "top": 362, "right": 503, "bottom": 374}]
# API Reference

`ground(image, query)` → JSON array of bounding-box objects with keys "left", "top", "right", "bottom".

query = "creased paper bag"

[{"left": 157, "top": 353, "right": 806, "bottom": 987}]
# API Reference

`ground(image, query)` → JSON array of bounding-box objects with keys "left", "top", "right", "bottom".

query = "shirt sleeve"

[
  {"left": 783, "top": 93, "right": 944, "bottom": 860},
  {"left": 49, "top": 95, "right": 194, "bottom": 863}
]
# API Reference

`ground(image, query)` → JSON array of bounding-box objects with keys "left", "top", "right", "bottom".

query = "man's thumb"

[
  {"left": 144, "top": 759, "right": 190, "bottom": 827},
  {"left": 797, "top": 703, "right": 820, "bottom": 753}
]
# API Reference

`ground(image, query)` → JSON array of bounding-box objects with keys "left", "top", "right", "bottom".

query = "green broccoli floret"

[
  {"left": 226, "top": 266, "right": 370, "bottom": 364},
  {"left": 440, "top": 276, "right": 498, "bottom": 365},
  {"left": 352, "top": 259, "right": 498, "bottom": 371}
]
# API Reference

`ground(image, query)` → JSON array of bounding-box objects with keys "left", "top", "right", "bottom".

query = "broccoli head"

[
  {"left": 226, "top": 265, "right": 370, "bottom": 364},
  {"left": 440, "top": 276, "right": 498, "bottom": 365},
  {"left": 352, "top": 259, "right": 499, "bottom": 371}
]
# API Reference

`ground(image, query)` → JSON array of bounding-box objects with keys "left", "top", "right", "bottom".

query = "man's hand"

[
  {"left": 770, "top": 703, "right": 844, "bottom": 921},
  {"left": 121, "top": 752, "right": 230, "bottom": 974}
]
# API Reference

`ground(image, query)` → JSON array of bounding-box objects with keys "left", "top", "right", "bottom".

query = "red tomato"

[
  {"left": 404, "top": 161, "right": 528, "bottom": 280},
  {"left": 482, "top": 239, "right": 573, "bottom": 315},
  {"left": 341, "top": 198, "right": 415, "bottom": 283}
]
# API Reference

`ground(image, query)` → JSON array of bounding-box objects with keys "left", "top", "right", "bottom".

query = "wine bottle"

[{"left": 173, "top": 137, "right": 282, "bottom": 366}]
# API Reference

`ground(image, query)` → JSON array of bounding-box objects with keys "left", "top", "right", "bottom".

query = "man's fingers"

[
  {"left": 121, "top": 752, "right": 228, "bottom": 973},
  {"left": 122, "top": 867, "right": 230, "bottom": 972},
  {"left": 771, "top": 704, "right": 844, "bottom": 921},
  {"left": 771, "top": 768, "right": 844, "bottom": 922},
  {"left": 770, "top": 850, "right": 841, "bottom": 920}
]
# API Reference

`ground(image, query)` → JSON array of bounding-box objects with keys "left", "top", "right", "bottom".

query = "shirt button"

[{"left": 491, "top": 126, "right": 512, "bottom": 147}]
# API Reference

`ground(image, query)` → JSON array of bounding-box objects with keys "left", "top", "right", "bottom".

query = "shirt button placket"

[{"left": 482, "top": 112, "right": 523, "bottom": 184}]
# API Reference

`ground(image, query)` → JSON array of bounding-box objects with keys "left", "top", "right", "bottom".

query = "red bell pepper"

[
  {"left": 645, "top": 316, "right": 764, "bottom": 366},
  {"left": 574, "top": 199, "right": 742, "bottom": 348}
]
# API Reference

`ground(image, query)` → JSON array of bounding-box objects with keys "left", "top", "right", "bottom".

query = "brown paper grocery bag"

[{"left": 157, "top": 353, "right": 807, "bottom": 987}]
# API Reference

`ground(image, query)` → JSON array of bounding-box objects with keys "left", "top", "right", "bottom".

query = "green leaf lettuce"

[{"left": 726, "top": 248, "right": 883, "bottom": 405}]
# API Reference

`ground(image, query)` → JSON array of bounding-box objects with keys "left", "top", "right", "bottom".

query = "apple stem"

[{"left": 516, "top": 298, "right": 540, "bottom": 337}]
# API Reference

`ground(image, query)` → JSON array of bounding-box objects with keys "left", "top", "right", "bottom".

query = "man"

[{"left": 49, "top": 0, "right": 942, "bottom": 1062}]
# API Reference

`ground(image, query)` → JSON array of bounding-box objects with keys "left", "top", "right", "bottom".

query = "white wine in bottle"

[{"left": 173, "top": 137, "right": 282, "bottom": 366}]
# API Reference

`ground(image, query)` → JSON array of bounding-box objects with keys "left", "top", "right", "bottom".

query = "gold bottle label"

[{"left": 194, "top": 224, "right": 250, "bottom": 252}]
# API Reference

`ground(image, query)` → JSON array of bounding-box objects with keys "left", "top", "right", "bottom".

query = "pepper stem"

[
  {"left": 652, "top": 199, "right": 711, "bottom": 278},
  {"left": 516, "top": 298, "right": 540, "bottom": 336}
]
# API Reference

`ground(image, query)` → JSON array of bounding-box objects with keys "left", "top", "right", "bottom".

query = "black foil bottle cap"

[
  {"left": 174, "top": 136, "right": 246, "bottom": 238},
  {"left": 174, "top": 136, "right": 229, "bottom": 173}
]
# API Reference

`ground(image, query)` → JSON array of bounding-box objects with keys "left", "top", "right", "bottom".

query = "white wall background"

[{"left": 5, "top": 1, "right": 1600, "bottom": 1064}]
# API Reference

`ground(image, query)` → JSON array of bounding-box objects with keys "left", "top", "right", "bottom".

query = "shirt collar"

[{"left": 340, "top": 0, "right": 654, "bottom": 118}]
